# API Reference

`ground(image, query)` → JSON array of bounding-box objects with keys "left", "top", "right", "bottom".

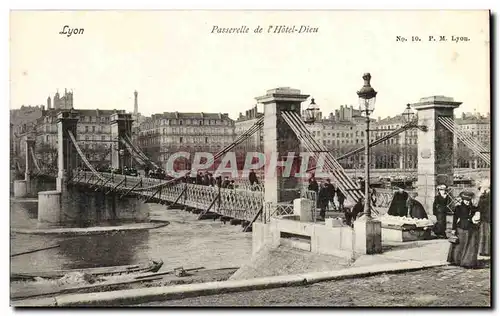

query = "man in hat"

[
  {"left": 433, "top": 184, "right": 452, "bottom": 238},
  {"left": 407, "top": 191, "right": 428, "bottom": 219},
  {"left": 387, "top": 187, "right": 409, "bottom": 217}
]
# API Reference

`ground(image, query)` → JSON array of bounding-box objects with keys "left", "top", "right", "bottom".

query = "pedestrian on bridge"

[
  {"left": 433, "top": 184, "right": 452, "bottom": 239},
  {"left": 308, "top": 176, "right": 319, "bottom": 193},
  {"left": 447, "top": 191, "right": 481, "bottom": 268},
  {"left": 249, "top": 169, "right": 259, "bottom": 186},
  {"left": 478, "top": 180, "right": 491, "bottom": 257},
  {"left": 336, "top": 187, "right": 345, "bottom": 211},
  {"left": 325, "top": 179, "right": 335, "bottom": 210},
  {"left": 318, "top": 182, "right": 330, "bottom": 220},
  {"left": 345, "top": 198, "right": 363, "bottom": 227}
]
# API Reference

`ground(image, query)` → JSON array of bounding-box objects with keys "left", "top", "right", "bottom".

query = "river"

[{"left": 10, "top": 195, "right": 253, "bottom": 275}]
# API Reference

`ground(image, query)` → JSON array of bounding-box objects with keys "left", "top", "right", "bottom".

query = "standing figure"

[
  {"left": 345, "top": 198, "right": 363, "bottom": 227},
  {"left": 308, "top": 176, "right": 319, "bottom": 193},
  {"left": 407, "top": 192, "right": 428, "bottom": 219},
  {"left": 433, "top": 184, "right": 452, "bottom": 238},
  {"left": 326, "top": 179, "right": 335, "bottom": 211},
  {"left": 222, "top": 176, "right": 230, "bottom": 188},
  {"left": 249, "top": 169, "right": 259, "bottom": 186},
  {"left": 478, "top": 180, "right": 491, "bottom": 256},
  {"left": 387, "top": 187, "right": 409, "bottom": 217},
  {"left": 215, "top": 176, "right": 222, "bottom": 188},
  {"left": 336, "top": 187, "right": 346, "bottom": 211},
  {"left": 318, "top": 182, "right": 330, "bottom": 220},
  {"left": 447, "top": 191, "right": 481, "bottom": 268}
]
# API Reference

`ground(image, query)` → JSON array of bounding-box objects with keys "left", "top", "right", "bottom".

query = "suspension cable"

[
  {"left": 438, "top": 117, "right": 490, "bottom": 165},
  {"left": 67, "top": 130, "right": 105, "bottom": 181},
  {"left": 282, "top": 111, "right": 369, "bottom": 210}
]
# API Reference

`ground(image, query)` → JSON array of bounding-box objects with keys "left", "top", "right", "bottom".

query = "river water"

[{"left": 10, "top": 195, "right": 253, "bottom": 274}]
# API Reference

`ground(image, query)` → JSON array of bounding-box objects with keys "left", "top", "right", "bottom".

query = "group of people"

[
  {"left": 387, "top": 180, "right": 491, "bottom": 269},
  {"left": 307, "top": 175, "right": 383, "bottom": 222},
  {"left": 387, "top": 187, "right": 428, "bottom": 219},
  {"left": 182, "top": 172, "right": 236, "bottom": 189},
  {"left": 447, "top": 180, "right": 491, "bottom": 268},
  {"left": 308, "top": 176, "right": 346, "bottom": 220}
]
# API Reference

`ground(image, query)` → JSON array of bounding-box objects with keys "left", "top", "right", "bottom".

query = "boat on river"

[{"left": 11, "top": 259, "right": 163, "bottom": 282}]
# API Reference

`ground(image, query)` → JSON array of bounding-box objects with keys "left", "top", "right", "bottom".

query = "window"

[
  {"left": 205, "top": 137, "right": 208, "bottom": 143},
  {"left": 101, "top": 136, "right": 105, "bottom": 140},
  {"left": 180, "top": 120, "right": 183, "bottom": 126},
  {"left": 180, "top": 137, "right": 183, "bottom": 143},
  {"left": 85, "top": 126, "right": 89, "bottom": 133},
  {"left": 92, "top": 126, "right": 96, "bottom": 132}
]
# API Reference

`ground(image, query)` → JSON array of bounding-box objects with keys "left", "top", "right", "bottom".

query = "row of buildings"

[{"left": 10, "top": 89, "right": 491, "bottom": 173}]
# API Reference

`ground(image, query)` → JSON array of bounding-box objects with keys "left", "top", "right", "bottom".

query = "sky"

[{"left": 9, "top": 10, "right": 490, "bottom": 119}]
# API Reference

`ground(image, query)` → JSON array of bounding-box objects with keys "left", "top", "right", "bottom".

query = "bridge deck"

[{"left": 70, "top": 171, "right": 265, "bottom": 223}]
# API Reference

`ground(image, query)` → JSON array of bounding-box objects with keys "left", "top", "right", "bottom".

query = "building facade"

[
  {"left": 136, "top": 112, "right": 235, "bottom": 170},
  {"left": 35, "top": 108, "right": 126, "bottom": 169}
]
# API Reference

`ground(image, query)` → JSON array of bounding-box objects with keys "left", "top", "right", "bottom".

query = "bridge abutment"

[
  {"left": 412, "top": 96, "right": 461, "bottom": 214},
  {"left": 38, "top": 187, "right": 149, "bottom": 227},
  {"left": 13, "top": 180, "right": 28, "bottom": 198}
]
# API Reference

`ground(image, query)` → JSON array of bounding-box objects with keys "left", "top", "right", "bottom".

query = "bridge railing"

[{"left": 71, "top": 170, "right": 265, "bottom": 222}]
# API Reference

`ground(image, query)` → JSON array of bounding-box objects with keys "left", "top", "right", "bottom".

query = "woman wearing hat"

[
  {"left": 387, "top": 187, "right": 409, "bottom": 217},
  {"left": 406, "top": 191, "right": 428, "bottom": 219},
  {"left": 432, "top": 184, "right": 452, "bottom": 239},
  {"left": 447, "top": 191, "right": 481, "bottom": 268},
  {"left": 478, "top": 180, "right": 491, "bottom": 256}
]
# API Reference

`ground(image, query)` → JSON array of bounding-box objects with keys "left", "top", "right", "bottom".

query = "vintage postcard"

[{"left": 9, "top": 10, "right": 491, "bottom": 307}]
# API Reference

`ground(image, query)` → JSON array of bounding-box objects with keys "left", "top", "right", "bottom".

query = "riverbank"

[{"left": 15, "top": 239, "right": 489, "bottom": 307}]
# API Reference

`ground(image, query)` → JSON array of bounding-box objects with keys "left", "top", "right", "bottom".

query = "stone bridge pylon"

[
  {"left": 412, "top": 96, "right": 461, "bottom": 214},
  {"left": 13, "top": 135, "right": 35, "bottom": 198},
  {"left": 110, "top": 113, "right": 133, "bottom": 170}
]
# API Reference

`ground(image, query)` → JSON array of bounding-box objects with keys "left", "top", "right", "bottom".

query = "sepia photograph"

[{"left": 7, "top": 8, "right": 491, "bottom": 307}]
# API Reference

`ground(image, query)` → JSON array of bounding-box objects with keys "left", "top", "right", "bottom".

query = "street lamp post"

[
  {"left": 402, "top": 104, "right": 415, "bottom": 171},
  {"left": 357, "top": 73, "right": 377, "bottom": 219}
]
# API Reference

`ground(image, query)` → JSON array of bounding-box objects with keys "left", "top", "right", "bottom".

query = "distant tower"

[
  {"left": 54, "top": 90, "right": 60, "bottom": 109},
  {"left": 47, "top": 96, "right": 51, "bottom": 109},
  {"left": 134, "top": 90, "right": 138, "bottom": 117}
]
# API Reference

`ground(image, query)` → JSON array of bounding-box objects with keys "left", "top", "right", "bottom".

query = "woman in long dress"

[
  {"left": 478, "top": 180, "right": 491, "bottom": 256},
  {"left": 447, "top": 191, "right": 481, "bottom": 268},
  {"left": 433, "top": 184, "right": 452, "bottom": 238},
  {"left": 387, "top": 187, "right": 409, "bottom": 217},
  {"left": 407, "top": 192, "right": 428, "bottom": 219}
]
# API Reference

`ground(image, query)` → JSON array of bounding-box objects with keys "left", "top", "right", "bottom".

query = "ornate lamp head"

[
  {"left": 402, "top": 104, "right": 415, "bottom": 122},
  {"left": 357, "top": 73, "right": 377, "bottom": 114},
  {"left": 304, "top": 98, "right": 320, "bottom": 124}
]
